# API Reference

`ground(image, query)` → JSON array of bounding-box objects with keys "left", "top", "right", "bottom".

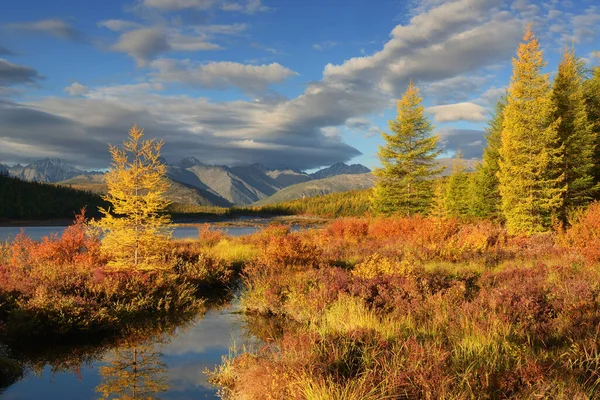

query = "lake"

[
  {"left": 0, "top": 225, "right": 261, "bottom": 242},
  {"left": 1, "top": 300, "right": 257, "bottom": 399}
]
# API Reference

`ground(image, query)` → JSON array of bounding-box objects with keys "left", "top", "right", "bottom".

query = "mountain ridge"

[{"left": 2, "top": 157, "right": 375, "bottom": 206}]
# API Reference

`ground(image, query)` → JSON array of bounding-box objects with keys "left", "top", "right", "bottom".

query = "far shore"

[{"left": 0, "top": 214, "right": 328, "bottom": 228}]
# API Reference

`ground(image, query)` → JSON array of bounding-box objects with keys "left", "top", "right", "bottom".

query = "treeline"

[
  {"left": 250, "top": 189, "right": 372, "bottom": 218},
  {"left": 0, "top": 174, "right": 107, "bottom": 220},
  {"left": 372, "top": 26, "right": 600, "bottom": 234}
]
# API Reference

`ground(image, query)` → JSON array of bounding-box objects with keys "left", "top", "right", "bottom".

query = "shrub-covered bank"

[
  {"left": 0, "top": 214, "right": 248, "bottom": 344},
  {"left": 210, "top": 205, "right": 600, "bottom": 399}
]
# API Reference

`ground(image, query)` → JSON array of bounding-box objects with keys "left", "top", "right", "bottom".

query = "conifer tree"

[
  {"left": 498, "top": 27, "right": 565, "bottom": 234},
  {"left": 429, "top": 178, "right": 448, "bottom": 219},
  {"left": 371, "top": 81, "right": 443, "bottom": 215},
  {"left": 466, "top": 170, "right": 486, "bottom": 218},
  {"left": 472, "top": 96, "right": 506, "bottom": 219},
  {"left": 93, "top": 125, "right": 172, "bottom": 270},
  {"left": 445, "top": 150, "right": 470, "bottom": 218},
  {"left": 584, "top": 60, "right": 600, "bottom": 190},
  {"left": 551, "top": 48, "right": 597, "bottom": 218}
]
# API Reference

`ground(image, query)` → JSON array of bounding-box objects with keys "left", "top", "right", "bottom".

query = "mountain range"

[{"left": 1, "top": 158, "right": 373, "bottom": 207}]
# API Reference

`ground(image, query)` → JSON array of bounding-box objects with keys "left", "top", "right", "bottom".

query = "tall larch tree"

[
  {"left": 470, "top": 96, "right": 506, "bottom": 219},
  {"left": 445, "top": 150, "right": 470, "bottom": 218},
  {"left": 93, "top": 125, "right": 172, "bottom": 270},
  {"left": 551, "top": 48, "right": 597, "bottom": 219},
  {"left": 584, "top": 59, "right": 600, "bottom": 191},
  {"left": 371, "top": 81, "right": 443, "bottom": 215},
  {"left": 498, "top": 26, "right": 565, "bottom": 234}
]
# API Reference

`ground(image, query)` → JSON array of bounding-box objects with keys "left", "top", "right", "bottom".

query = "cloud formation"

[
  {"left": 143, "top": 0, "right": 270, "bottom": 14},
  {"left": 150, "top": 59, "right": 297, "bottom": 93},
  {"left": 63, "top": 82, "right": 89, "bottom": 96},
  {"left": 438, "top": 128, "right": 487, "bottom": 159},
  {"left": 426, "top": 102, "right": 489, "bottom": 123},
  {"left": 3, "top": 0, "right": 585, "bottom": 171},
  {"left": 0, "top": 59, "right": 42, "bottom": 87},
  {"left": 7, "top": 19, "right": 82, "bottom": 41},
  {"left": 103, "top": 21, "right": 246, "bottom": 65}
]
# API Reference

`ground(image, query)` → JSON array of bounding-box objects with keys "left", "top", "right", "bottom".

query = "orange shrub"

[
  {"left": 558, "top": 202, "right": 600, "bottom": 264},
  {"left": 197, "top": 223, "right": 225, "bottom": 247},
  {"left": 8, "top": 210, "right": 102, "bottom": 269},
  {"left": 326, "top": 218, "right": 369, "bottom": 241}
]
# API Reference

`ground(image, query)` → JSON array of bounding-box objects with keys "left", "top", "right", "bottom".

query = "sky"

[{"left": 0, "top": 0, "right": 599, "bottom": 171}]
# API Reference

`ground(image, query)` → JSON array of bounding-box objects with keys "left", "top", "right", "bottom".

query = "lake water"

[
  {"left": 0, "top": 225, "right": 262, "bottom": 242},
  {"left": 1, "top": 301, "right": 256, "bottom": 399}
]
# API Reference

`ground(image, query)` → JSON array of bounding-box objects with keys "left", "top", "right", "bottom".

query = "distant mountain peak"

[
  {"left": 248, "top": 163, "right": 270, "bottom": 173},
  {"left": 5, "top": 158, "right": 84, "bottom": 183},
  {"left": 178, "top": 157, "right": 204, "bottom": 169},
  {"left": 310, "top": 162, "right": 370, "bottom": 180}
]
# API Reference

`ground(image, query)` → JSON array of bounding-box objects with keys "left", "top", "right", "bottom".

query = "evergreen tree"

[
  {"left": 429, "top": 178, "right": 448, "bottom": 219},
  {"left": 551, "top": 48, "right": 597, "bottom": 218},
  {"left": 497, "top": 27, "right": 565, "bottom": 234},
  {"left": 445, "top": 150, "right": 470, "bottom": 218},
  {"left": 584, "top": 59, "right": 600, "bottom": 191},
  {"left": 472, "top": 96, "right": 506, "bottom": 219},
  {"left": 93, "top": 125, "right": 172, "bottom": 270},
  {"left": 371, "top": 81, "right": 443, "bottom": 215},
  {"left": 466, "top": 169, "right": 485, "bottom": 218}
]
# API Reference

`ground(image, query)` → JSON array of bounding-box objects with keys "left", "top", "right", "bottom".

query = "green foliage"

[
  {"left": 371, "top": 81, "right": 442, "bottom": 215},
  {"left": 445, "top": 151, "right": 470, "bottom": 218},
  {"left": 584, "top": 58, "right": 600, "bottom": 195},
  {"left": 252, "top": 189, "right": 372, "bottom": 218},
  {"left": 0, "top": 174, "right": 106, "bottom": 220},
  {"left": 551, "top": 48, "right": 597, "bottom": 219},
  {"left": 470, "top": 96, "right": 506, "bottom": 219},
  {"left": 498, "top": 27, "right": 565, "bottom": 234}
]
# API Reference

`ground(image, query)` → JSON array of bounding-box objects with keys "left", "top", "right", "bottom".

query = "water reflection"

[
  {"left": 1, "top": 300, "right": 257, "bottom": 399},
  {"left": 97, "top": 343, "right": 168, "bottom": 399}
]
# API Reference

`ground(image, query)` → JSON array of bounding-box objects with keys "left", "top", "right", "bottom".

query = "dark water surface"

[{"left": 1, "top": 302, "right": 255, "bottom": 399}]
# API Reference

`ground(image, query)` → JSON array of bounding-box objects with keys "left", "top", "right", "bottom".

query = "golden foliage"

[{"left": 92, "top": 125, "right": 172, "bottom": 271}]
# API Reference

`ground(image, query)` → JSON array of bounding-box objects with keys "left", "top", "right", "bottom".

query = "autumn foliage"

[{"left": 211, "top": 210, "right": 600, "bottom": 399}]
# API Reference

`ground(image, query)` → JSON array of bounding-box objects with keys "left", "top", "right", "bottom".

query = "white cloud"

[
  {"left": 150, "top": 59, "right": 297, "bottom": 93},
  {"left": 426, "top": 102, "right": 489, "bottom": 122},
  {"left": 63, "top": 82, "right": 89, "bottom": 96}
]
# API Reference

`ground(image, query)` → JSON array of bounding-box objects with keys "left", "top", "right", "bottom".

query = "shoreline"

[{"left": 0, "top": 214, "right": 329, "bottom": 228}]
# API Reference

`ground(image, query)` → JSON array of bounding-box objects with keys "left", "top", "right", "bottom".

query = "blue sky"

[{"left": 0, "top": 0, "right": 599, "bottom": 171}]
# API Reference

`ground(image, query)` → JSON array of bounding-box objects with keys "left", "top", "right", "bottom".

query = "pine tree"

[
  {"left": 445, "top": 150, "right": 470, "bottom": 218},
  {"left": 584, "top": 59, "right": 600, "bottom": 192},
  {"left": 497, "top": 27, "right": 565, "bottom": 235},
  {"left": 551, "top": 48, "right": 597, "bottom": 218},
  {"left": 93, "top": 125, "right": 172, "bottom": 270},
  {"left": 371, "top": 81, "right": 443, "bottom": 215},
  {"left": 472, "top": 96, "right": 506, "bottom": 219}
]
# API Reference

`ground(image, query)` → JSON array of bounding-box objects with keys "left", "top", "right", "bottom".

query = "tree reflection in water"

[{"left": 96, "top": 341, "right": 168, "bottom": 400}]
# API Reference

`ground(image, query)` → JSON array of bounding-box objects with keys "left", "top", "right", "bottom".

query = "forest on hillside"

[{"left": 0, "top": 174, "right": 107, "bottom": 220}]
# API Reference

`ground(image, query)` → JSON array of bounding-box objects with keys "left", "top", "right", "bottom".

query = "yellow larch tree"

[{"left": 94, "top": 125, "right": 172, "bottom": 271}]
